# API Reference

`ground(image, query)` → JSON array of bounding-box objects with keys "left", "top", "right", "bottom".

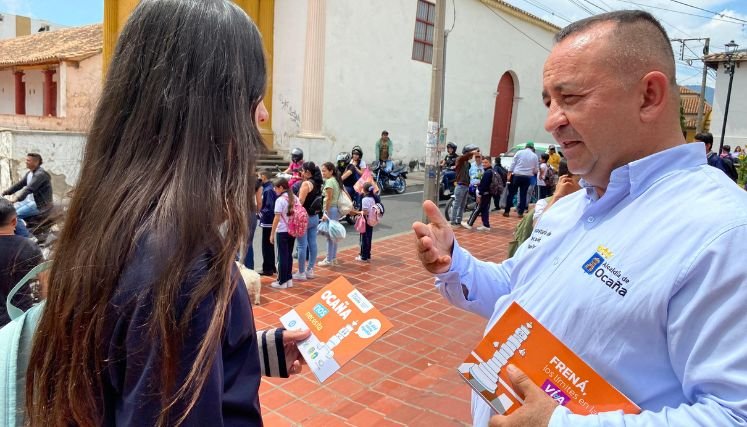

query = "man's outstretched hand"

[
  {"left": 489, "top": 365, "right": 557, "bottom": 427},
  {"left": 412, "top": 200, "right": 455, "bottom": 274}
]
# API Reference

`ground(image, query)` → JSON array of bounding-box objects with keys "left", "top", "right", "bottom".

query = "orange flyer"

[
  {"left": 459, "top": 302, "right": 640, "bottom": 416},
  {"left": 280, "top": 276, "right": 392, "bottom": 382}
]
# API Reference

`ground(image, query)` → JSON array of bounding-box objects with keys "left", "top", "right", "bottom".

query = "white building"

[
  {"left": 706, "top": 50, "right": 747, "bottom": 150},
  {"left": 271, "top": 0, "right": 559, "bottom": 165},
  {"left": 0, "top": 12, "right": 65, "bottom": 40}
]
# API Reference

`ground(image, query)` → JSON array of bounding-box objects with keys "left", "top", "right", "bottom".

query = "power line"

[
  {"left": 567, "top": 0, "right": 595, "bottom": 16},
  {"left": 614, "top": 0, "right": 747, "bottom": 25},
  {"left": 518, "top": 0, "right": 573, "bottom": 24},
  {"left": 667, "top": 0, "right": 747, "bottom": 24},
  {"left": 580, "top": 0, "right": 609, "bottom": 13},
  {"left": 480, "top": 1, "right": 551, "bottom": 52}
]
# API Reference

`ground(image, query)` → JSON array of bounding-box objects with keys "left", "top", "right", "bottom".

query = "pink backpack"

[{"left": 282, "top": 194, "right": 309, "bottom": 238}]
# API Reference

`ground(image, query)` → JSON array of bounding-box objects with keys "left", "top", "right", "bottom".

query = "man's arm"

[
  {"left": 548, "top": 225, "right": 747, "bottom": 426},
  {"left": 2, "top": 175, "right": 27, "bottom": 197},
  {"left": 435, "top": 238, "right": 515, "bottom": 319}
]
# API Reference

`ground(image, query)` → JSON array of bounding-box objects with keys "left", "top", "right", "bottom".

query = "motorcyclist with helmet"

[
  {"left": 440, "top": 142, "right": 458, "bottom": 196},
  {"left": 284, "top": 147, "right": 304, "bottom": 188},
  {"left": 337, "top": 152, "right": 360, "bottom": 207},
  {"left": 350, "top": 145, "right": 367, "bottom": 176},
  {"left": 450, "top": 144, "right": 480, "bottom": 227}
]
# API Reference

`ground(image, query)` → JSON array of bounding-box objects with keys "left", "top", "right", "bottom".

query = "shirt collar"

[{"left": 582, "top": 143, "right": 705, "bottom": 202}]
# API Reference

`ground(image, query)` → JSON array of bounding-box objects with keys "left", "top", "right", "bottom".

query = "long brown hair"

[{"left": 25, "top": 0, "right": 266, "bottom": 425}]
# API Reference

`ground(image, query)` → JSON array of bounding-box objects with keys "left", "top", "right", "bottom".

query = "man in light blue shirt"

[
  {"left": 504, "top": 143, "right": 538, "bottom": 218},
  {"left": 413, "top": 10, "right": 747, "bottom": 427}
]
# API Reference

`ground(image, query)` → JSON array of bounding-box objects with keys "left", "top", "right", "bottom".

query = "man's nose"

[{"left": 544, "top": 103, "right": 568, "bottom": 134}]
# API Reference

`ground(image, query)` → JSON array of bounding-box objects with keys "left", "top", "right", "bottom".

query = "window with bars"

[{"left": 412, "top": 0, "right": 435, "bottom": 63}]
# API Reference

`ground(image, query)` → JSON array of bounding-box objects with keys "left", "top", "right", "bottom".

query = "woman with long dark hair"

[
  {"left": 25, "top": 1, "right": 307, "bottom": 426},
  {"left": 294, "top": 162, "right": 323, "bottom": 280}
]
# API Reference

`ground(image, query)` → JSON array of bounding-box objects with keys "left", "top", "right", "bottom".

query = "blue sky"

[{"left": 4, "top": 0, "right": 746, "bottom": 86}]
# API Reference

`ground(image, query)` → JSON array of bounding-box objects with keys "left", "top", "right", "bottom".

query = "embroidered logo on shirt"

[
  {"left": 582, "top": 246, "right": 629, "bottom": 297},
  {"left": 581, "top": 245, "right": 613, "bottom": 274}
]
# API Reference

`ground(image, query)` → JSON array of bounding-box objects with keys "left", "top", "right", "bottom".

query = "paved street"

[{"left": 253, "top": 209, "right": 523, "bottom": 426}]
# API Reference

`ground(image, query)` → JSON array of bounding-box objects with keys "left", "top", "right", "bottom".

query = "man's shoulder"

[{"left": 0, "top": 236, "right": 42, "bottom": 263}]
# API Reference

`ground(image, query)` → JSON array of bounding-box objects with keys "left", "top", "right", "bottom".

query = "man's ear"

[
  {"left": 11, "top": 216, "right": 17, "bottom": 229},
  {"left": 638, "top": 71, "right": 670, "bottom": 123}
]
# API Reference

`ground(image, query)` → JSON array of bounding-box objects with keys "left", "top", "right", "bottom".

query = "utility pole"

[
  {"left": 696, "top": 38, "right": 709, "bottom": 134},
  {"left": 671, "top": 38, "right": 711, "bottom": 135},
  {"left": 422, "top": 0, "right": 446, "bottom": 221}
]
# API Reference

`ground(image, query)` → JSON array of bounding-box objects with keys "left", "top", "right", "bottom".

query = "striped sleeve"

[{"left": 257, "top": 328, "right": 289, "bottom": 378}]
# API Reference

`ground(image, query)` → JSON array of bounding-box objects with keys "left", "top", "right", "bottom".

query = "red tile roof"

[
  {"left": 0, "top": 24, "right": 102, "bottom": 68},
  {"left": 704, "top": 50, "right": 747, "bottom": 69}
]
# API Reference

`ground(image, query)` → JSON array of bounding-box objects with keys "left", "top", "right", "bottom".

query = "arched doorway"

[{"left": 490, "top": 72, "right": 515, "bottom": 156}]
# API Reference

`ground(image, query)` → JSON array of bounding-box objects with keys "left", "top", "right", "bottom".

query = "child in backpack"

[
  {"left": 270, "top": 177, "right": 296, "bottom": 289},
  {"left": 354, "top": 183, "right": 377, "bottom": 262}
]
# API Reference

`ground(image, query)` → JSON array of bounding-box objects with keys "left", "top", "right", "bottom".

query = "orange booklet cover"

[
  {"left": 280, "top": 276, "right": 392, "bottom": 382},
  {"left": 459, "top": 302, "right": 640, "bottom": 416}
]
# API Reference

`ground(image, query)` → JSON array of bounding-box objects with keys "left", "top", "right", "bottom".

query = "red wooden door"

[{"left": 490, "top": 72, "right": 515, "bottom": 157}]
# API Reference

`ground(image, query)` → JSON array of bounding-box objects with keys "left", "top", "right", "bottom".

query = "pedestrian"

[
  {"left": 503, "top": 141, "right": 538, "bottom": 218},
  {"left": 22, "top": 2, "right": 310, "bottom": 425},
  {"left": 293, "top": 161, "right": 323, "bottom": 280},
  {"left": 537, "top": 153, "right": 551, "bottom": 200},
  {"left": 258, "top": 169, "right": 278, "bottom": 276},
  {"left": 492, "top": 157, "right": 508, "bottom": 211},
  {"left": 450, "top": 144, "right": 480, "bottom": 227},
  {"left": 375, "top": 130, "right": 394, "bottom": 172},
  {"left": 318, "top": 162, "right": 343, "bottom": 267},
  {"left": 465, "top": 156, "right": 494, "bottom": 231},
  {"left": 0, "top": 198, "right": 43, "bottom": 327},
  {"left": 413, "top": 10, "right": 747, "bottom": 426},
  {"left": 547, "top": 144, "right": 561, "bottom": 171},
  {"left": 269, "top": 177, "right": 296, "bottom": 289},
  {"left": 354, "top": 183, "right": 377, "bottom": 262},
  {"left": 243, "top": 177, "right": 262, "bottom": 270}
]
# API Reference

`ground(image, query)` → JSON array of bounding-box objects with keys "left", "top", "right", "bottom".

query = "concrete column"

[
  {"left": 14, "top": 71, "right": 25, "bottom": 115},
  {"left": 43, "top": 69, "right": 57, "bottom": 117},
  {"left": 299, "top": 0, "right": 326, "bottom": 137}
]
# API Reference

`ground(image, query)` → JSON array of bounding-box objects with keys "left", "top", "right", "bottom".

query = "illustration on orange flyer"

[
  {"left": 280, "top": 276, "right": 392, "bottom": 382},
  {"left": 458, "top": 302, "right": 640, "bottom": 416}
]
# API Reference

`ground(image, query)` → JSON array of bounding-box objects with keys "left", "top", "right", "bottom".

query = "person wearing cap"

[
  {"left": 547, "top": 144, "right": 561, "bottom": 171},
  {"left": 450, "top": 145, "right": 480, "bottom": 227},
  {"left": 503, "top": 141, "right": 539, "bottom": 218}
]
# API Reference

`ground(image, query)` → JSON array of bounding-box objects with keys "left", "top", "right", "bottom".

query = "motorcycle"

[
  {"left": 370, "top": 160, "right": 407, "bottom": 194},
  {"left": 444, "top": 184, "right": 477, "bottom": 223}
]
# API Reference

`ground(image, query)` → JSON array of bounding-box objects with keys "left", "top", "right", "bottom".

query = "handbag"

[{"left": 337, "top": 190, "right": 354, "bottom": 216}]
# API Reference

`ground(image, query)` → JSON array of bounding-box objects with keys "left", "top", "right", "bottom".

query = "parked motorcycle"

[
  {"left": 371, "top": 160, "right": 407, "bottom": 194},
  {"left": 444, "top": 184, "right": 477, "bottom": 222},
  {"left": 439, "top": 168, "right": 456, "bottom": 200}
]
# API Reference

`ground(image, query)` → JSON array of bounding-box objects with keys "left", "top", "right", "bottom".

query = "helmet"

[
  {"left": 462, "top": 144, "right": 479, "bottom": 155},
  {"left": 351, "top": 145, "right": 363, "bottom": 157},
  {"left": 548, "top": 144, "right": 556, "bottom": 150},
  {"left": 290, "top": 147, "right": 303, "bottom": 163},
  {"left": 336, "top": 152, "right": 351, "bottom": 169},
  {"left": 447, "top": 142, "right": 457, "bottom": 151}
]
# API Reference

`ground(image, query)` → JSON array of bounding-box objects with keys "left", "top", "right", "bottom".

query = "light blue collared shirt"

[
  {"left": 509, "top": 148, "right": 539, "bottom": 176},
  {"left": 436, "top": 143, "right": 747, "bottom": 426}
]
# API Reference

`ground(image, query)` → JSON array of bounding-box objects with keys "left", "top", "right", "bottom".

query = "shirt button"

[
  {"left": 587, "top": 216, "right": 595, "bottom": 223},
  {"left": 552, "top": 258, "right": 559, "bottom": 266}
]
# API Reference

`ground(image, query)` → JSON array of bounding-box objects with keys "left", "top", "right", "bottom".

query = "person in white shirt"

[
  {"left": 503, "top": 142, "right": 539, "bottom": 218},
  {"left": 413, "top": 10, "right": 747, "bottom": 427}
]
